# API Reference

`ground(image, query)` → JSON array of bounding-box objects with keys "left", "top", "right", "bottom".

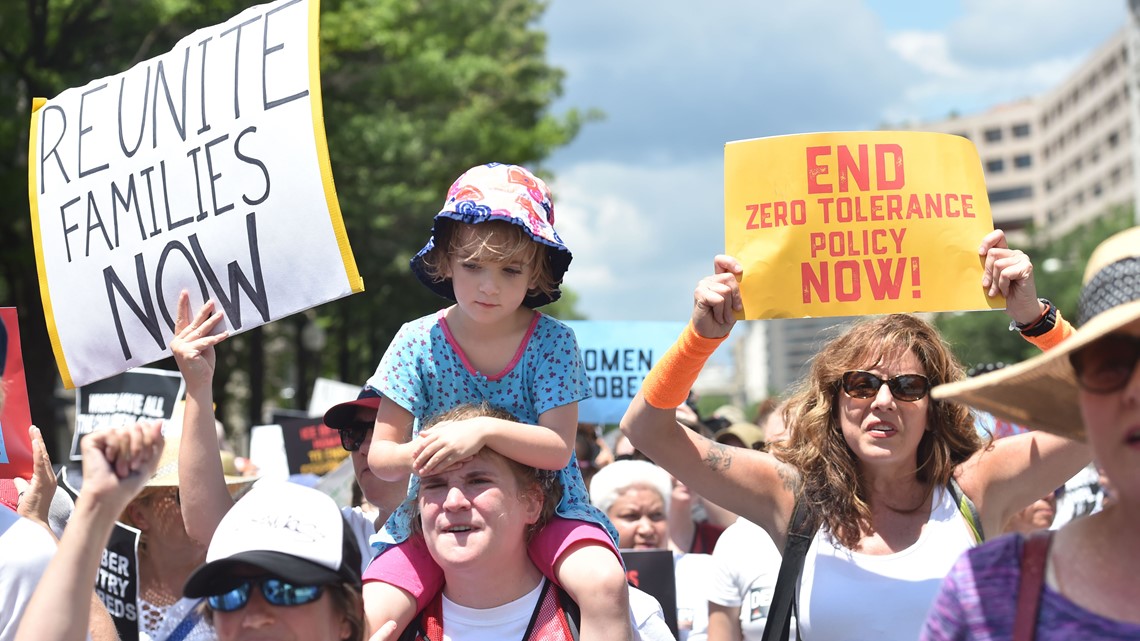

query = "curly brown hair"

[
  {"left": 420, "top": 219, "right": 557, "bottom": 302},
  {"left": 774, "top": 314, "right": 984, "bottom": 549}
]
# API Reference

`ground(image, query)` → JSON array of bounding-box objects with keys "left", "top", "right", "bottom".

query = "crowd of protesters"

[{"left": 0, "top": 156, "right": 1136, "bottom": 641}]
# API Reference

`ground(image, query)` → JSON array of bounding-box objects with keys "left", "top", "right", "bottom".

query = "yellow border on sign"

[
  {"left": 308, "top": 0, "right": 363, "bottom": 293},
  {"left": 27, "top": 97, "right": 75, "bottom": 389}
]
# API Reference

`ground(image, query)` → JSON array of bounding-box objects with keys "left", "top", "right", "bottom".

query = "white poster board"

[{"left": 28, "top": 0, "right": 363, "bottom": 388}]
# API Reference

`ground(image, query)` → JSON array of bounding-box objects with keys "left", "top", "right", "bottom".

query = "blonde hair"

[
  {"left": 420, "top": 220, "right": 556, "bottom": 300},
  {"left": 776, "top": 314, "right": 984, "bottom": 549}
]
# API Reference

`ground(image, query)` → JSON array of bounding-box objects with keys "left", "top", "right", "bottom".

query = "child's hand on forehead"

[{"left": 413, "top": 418, "right": 485, "bottom": 476}]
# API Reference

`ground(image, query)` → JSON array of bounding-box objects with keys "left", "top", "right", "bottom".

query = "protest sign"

[
  {"left": 307, "top": 376, "right": 361, "bottom": 417},
  {"left": 621, "top": 548, "right": 679, "bottom": 639},
  {"left": 28, "top": 0, "right": 363, "bottom": 388},
  {"left": 0, "top": 309, "right": 34, "bottom": 478},
  {"left": 249, "top": 423, "right": 290, "bottom": 481},
  {"left": 273, "top": 410, "right": 349, "bottom": 476},
  {"left": 61, "top": 469, "right": 141, "bottom": 641},
  {"left": 564, "top": 321, "right": 686, "bottom": 425},
  {"left": 71, "top": 368, "right": 185, "bottom": 461},
  {"left": 725, "top": 131, "right": 1000, "bottom": 319}
]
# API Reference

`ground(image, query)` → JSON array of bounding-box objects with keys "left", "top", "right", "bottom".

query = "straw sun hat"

[{"left": 932, "top": 226, "right": 1140, "bottom": 440}]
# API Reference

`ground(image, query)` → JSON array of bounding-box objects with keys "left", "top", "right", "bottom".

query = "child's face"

[{"left": 447, "top": 254, "right": 535, "bottom": 323}]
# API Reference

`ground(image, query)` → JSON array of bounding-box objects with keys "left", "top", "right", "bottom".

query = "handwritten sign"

[
  {"left": 564, "top": 321, "right": 686, "bottom": 424},
  {"left": 725, "top": 131, "right": 1000, "bottom": 319},
  {"left": 0, "top": 309, "right": 34, "bottom": 478},
  {"left": 71, "top": 368, "right": 185, "bottom": 461},
  {"left": 27, "top": 0, "right": 363, "bottom": 388}
]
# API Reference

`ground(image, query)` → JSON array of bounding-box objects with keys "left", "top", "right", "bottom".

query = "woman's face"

[
  {"left": 1004, "top": 492, "right": 1057, "bottom": 534},
  {"left": 129, "top": 488, "right": 202, "bottom": 560},
  {"left": 1077, "top": 319, "right": 1140, "bottom": 504},
  {"left": 211, "top": 566, "right": 351, "bottom": 641},
  {"left": 607, "top": 485, "right": 668, "bottom": 549},
  {"left": 837, "top": 349, "right": 931, "bottom": 471},
  {"left": 419, "top": 451, "right": 541, "bottom": 570}
]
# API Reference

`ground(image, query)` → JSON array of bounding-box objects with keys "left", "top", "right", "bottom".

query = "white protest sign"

[{"left": 28, "top": 0, "right": 362, "bottom": 388}]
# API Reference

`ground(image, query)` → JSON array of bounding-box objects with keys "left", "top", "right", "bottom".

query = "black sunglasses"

[
  {"left": 206, "top": 577, "right": 323, "bottom": 612},
  {"left": 841, "top": 370, "right": 930, "bottom": 402},
  {"left": 337, "top": 420, "right": 373, "bottom": 452},
  {"left": 1069, "top": 333, "right": 1140, "bottom": 394}
]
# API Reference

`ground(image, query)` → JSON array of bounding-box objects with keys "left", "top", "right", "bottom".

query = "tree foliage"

[
  {"left": 934, "top": 205, "right": 1134, "bottom": 370},
  {"left": 0, "top": 0, "right": 587, "bottom": 454}
]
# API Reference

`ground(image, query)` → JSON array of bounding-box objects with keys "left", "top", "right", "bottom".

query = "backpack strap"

[
  {"left": 947, "top": 476, "right": 985, "bottom": 543},
  {"left": 520, "top": 580, "right": 579, "bottom": 641},
  {"left": 1012, "top": 530, "right": 1053, "bottom": 641},
  {"left": 760, "top": 496, "right": 819, "bottom": 641}
]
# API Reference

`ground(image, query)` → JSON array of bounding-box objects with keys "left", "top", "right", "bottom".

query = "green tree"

[
  {"left": 0, "top": 0, "right": 589, "bottom": 456},
  {"left": 934, "top": 205, "right": 1133, "bottom": 370}
]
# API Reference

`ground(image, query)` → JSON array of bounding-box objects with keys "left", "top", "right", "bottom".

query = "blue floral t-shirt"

[{"left": 366, "top": 310, "right": 618, "bottom": 550}]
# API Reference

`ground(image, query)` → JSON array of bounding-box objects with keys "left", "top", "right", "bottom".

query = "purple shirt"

[{"left": 921, "top": 533, "right": 1140, "bottom": 640}]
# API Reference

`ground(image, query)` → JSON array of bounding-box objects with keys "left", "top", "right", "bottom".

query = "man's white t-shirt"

[
  {"left": 708, "top": 518, "right": 785, "bottom": 640},
  {"left": 343, "top": 505, "right": 379, "bottom": 573}
]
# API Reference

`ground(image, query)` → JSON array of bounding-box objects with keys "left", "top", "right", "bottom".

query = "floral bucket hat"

[{"left": 410, "top": 162, "right": 572, "bottom": 308}]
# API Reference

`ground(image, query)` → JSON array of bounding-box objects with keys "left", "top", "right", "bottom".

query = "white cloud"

[
  {"left": 947, "top": 0, "right": 1126, "bottom": 66},
  {"left": 552, "top": 159, "right": 724, "bottom": 320},
  {"left": 541, "top": 0, "right": 1129, "bottom": 320}
]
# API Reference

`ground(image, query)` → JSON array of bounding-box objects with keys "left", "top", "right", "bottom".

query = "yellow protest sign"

[{"left": 725, "top": 131, "right": 1002, "bottom": 319}]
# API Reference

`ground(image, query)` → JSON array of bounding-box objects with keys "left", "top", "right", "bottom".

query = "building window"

[
  {"left": 1109, "top": 131, "right": 1120, "bottom": 148},
  {"left": 988, "top": 185, "right": 1033, "bottom": 203},
  {"left": 986, "top": 159, "right": 1005, "bottom": 173},
  {"left": 1014, "top": 154, "right": 1032, "bottom": 169},
  {"left": 984, "top": 128, "right": 1002, "bottom": 142},
  {"left": 1012, "top": 123, "right": 1030, "bottom": 138},
  {"left": 1093, "top": 182, "right": 1104, "bottom": 198}
]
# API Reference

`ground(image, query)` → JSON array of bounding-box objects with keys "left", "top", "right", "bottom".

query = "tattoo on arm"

[
  {"left": 704, "top": 442, "right": 733, "bottom": 472},
  {"left": 775, "top": 462, "right": 801, "bottom": 494}
]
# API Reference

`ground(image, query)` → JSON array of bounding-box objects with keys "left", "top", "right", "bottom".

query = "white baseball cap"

[{"left": 183, "top": 482, "right": 361, "bottom": 597}]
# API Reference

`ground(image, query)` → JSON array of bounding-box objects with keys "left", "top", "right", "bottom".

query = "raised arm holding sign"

[
  {"left": 28, "top": 0, "right": 362, "bottom": 388},
  {"left": 620, "top": 169, "right": 1089, "bottom": 640}
]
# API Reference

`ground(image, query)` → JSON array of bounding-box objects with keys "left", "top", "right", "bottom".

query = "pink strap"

[{"left": 1013, "top": 530, "right": 1053, "bottom": 641}]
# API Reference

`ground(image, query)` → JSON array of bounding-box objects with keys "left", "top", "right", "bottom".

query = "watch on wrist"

[{"left": 1008, "top": 298, "right": 1056, "bottom": 337}]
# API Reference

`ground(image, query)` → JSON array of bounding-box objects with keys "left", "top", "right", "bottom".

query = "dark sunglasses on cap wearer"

[
  {"left": 1069, "top": 333, "right": 1140, "bottom": 394},
  {"left": 841, "top": 370, "right": 931, "bottom": 402},
  {"left": 337, "top": 420, "right": 373, "bottom": 452},
  {"left": 206, "top": 576, "right": 324, "bottom": 612}
]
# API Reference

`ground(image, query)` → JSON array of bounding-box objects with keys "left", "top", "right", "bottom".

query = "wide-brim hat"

[
  {"left": 146, "top": 432, "right": 257, "bottom": 489},
  {"left": 714, "top": 422, "right": 767, "bottom": 449},
  {"left": 932, "top": 226, "right": 1140, "bottom": 439},
  {"left": 410, "top": 163, "right": 572, "bottom": 308}
]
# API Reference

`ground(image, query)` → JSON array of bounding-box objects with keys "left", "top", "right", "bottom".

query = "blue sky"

[{"left": 539, "top": 0, "right": 1128, "bottom": 321}]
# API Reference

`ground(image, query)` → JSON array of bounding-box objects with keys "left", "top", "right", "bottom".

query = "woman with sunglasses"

[
  {"left": 922, "top": 226, "right": 1140, "bottom": 639},
  {"left": 620, "top": 230, "right": 1090, "bottom": 641},
  {"left": 182, "top": 482, "right": 369, "bottom": 641}
]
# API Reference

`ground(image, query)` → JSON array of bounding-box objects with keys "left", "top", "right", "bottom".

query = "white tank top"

[{"left": 796, "top": 486, "right": 975, "bottom": 641}]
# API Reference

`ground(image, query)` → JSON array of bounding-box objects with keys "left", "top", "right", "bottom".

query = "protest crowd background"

[{"left": 1, "top": 2, "right": 1139, "bottom": 641}]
